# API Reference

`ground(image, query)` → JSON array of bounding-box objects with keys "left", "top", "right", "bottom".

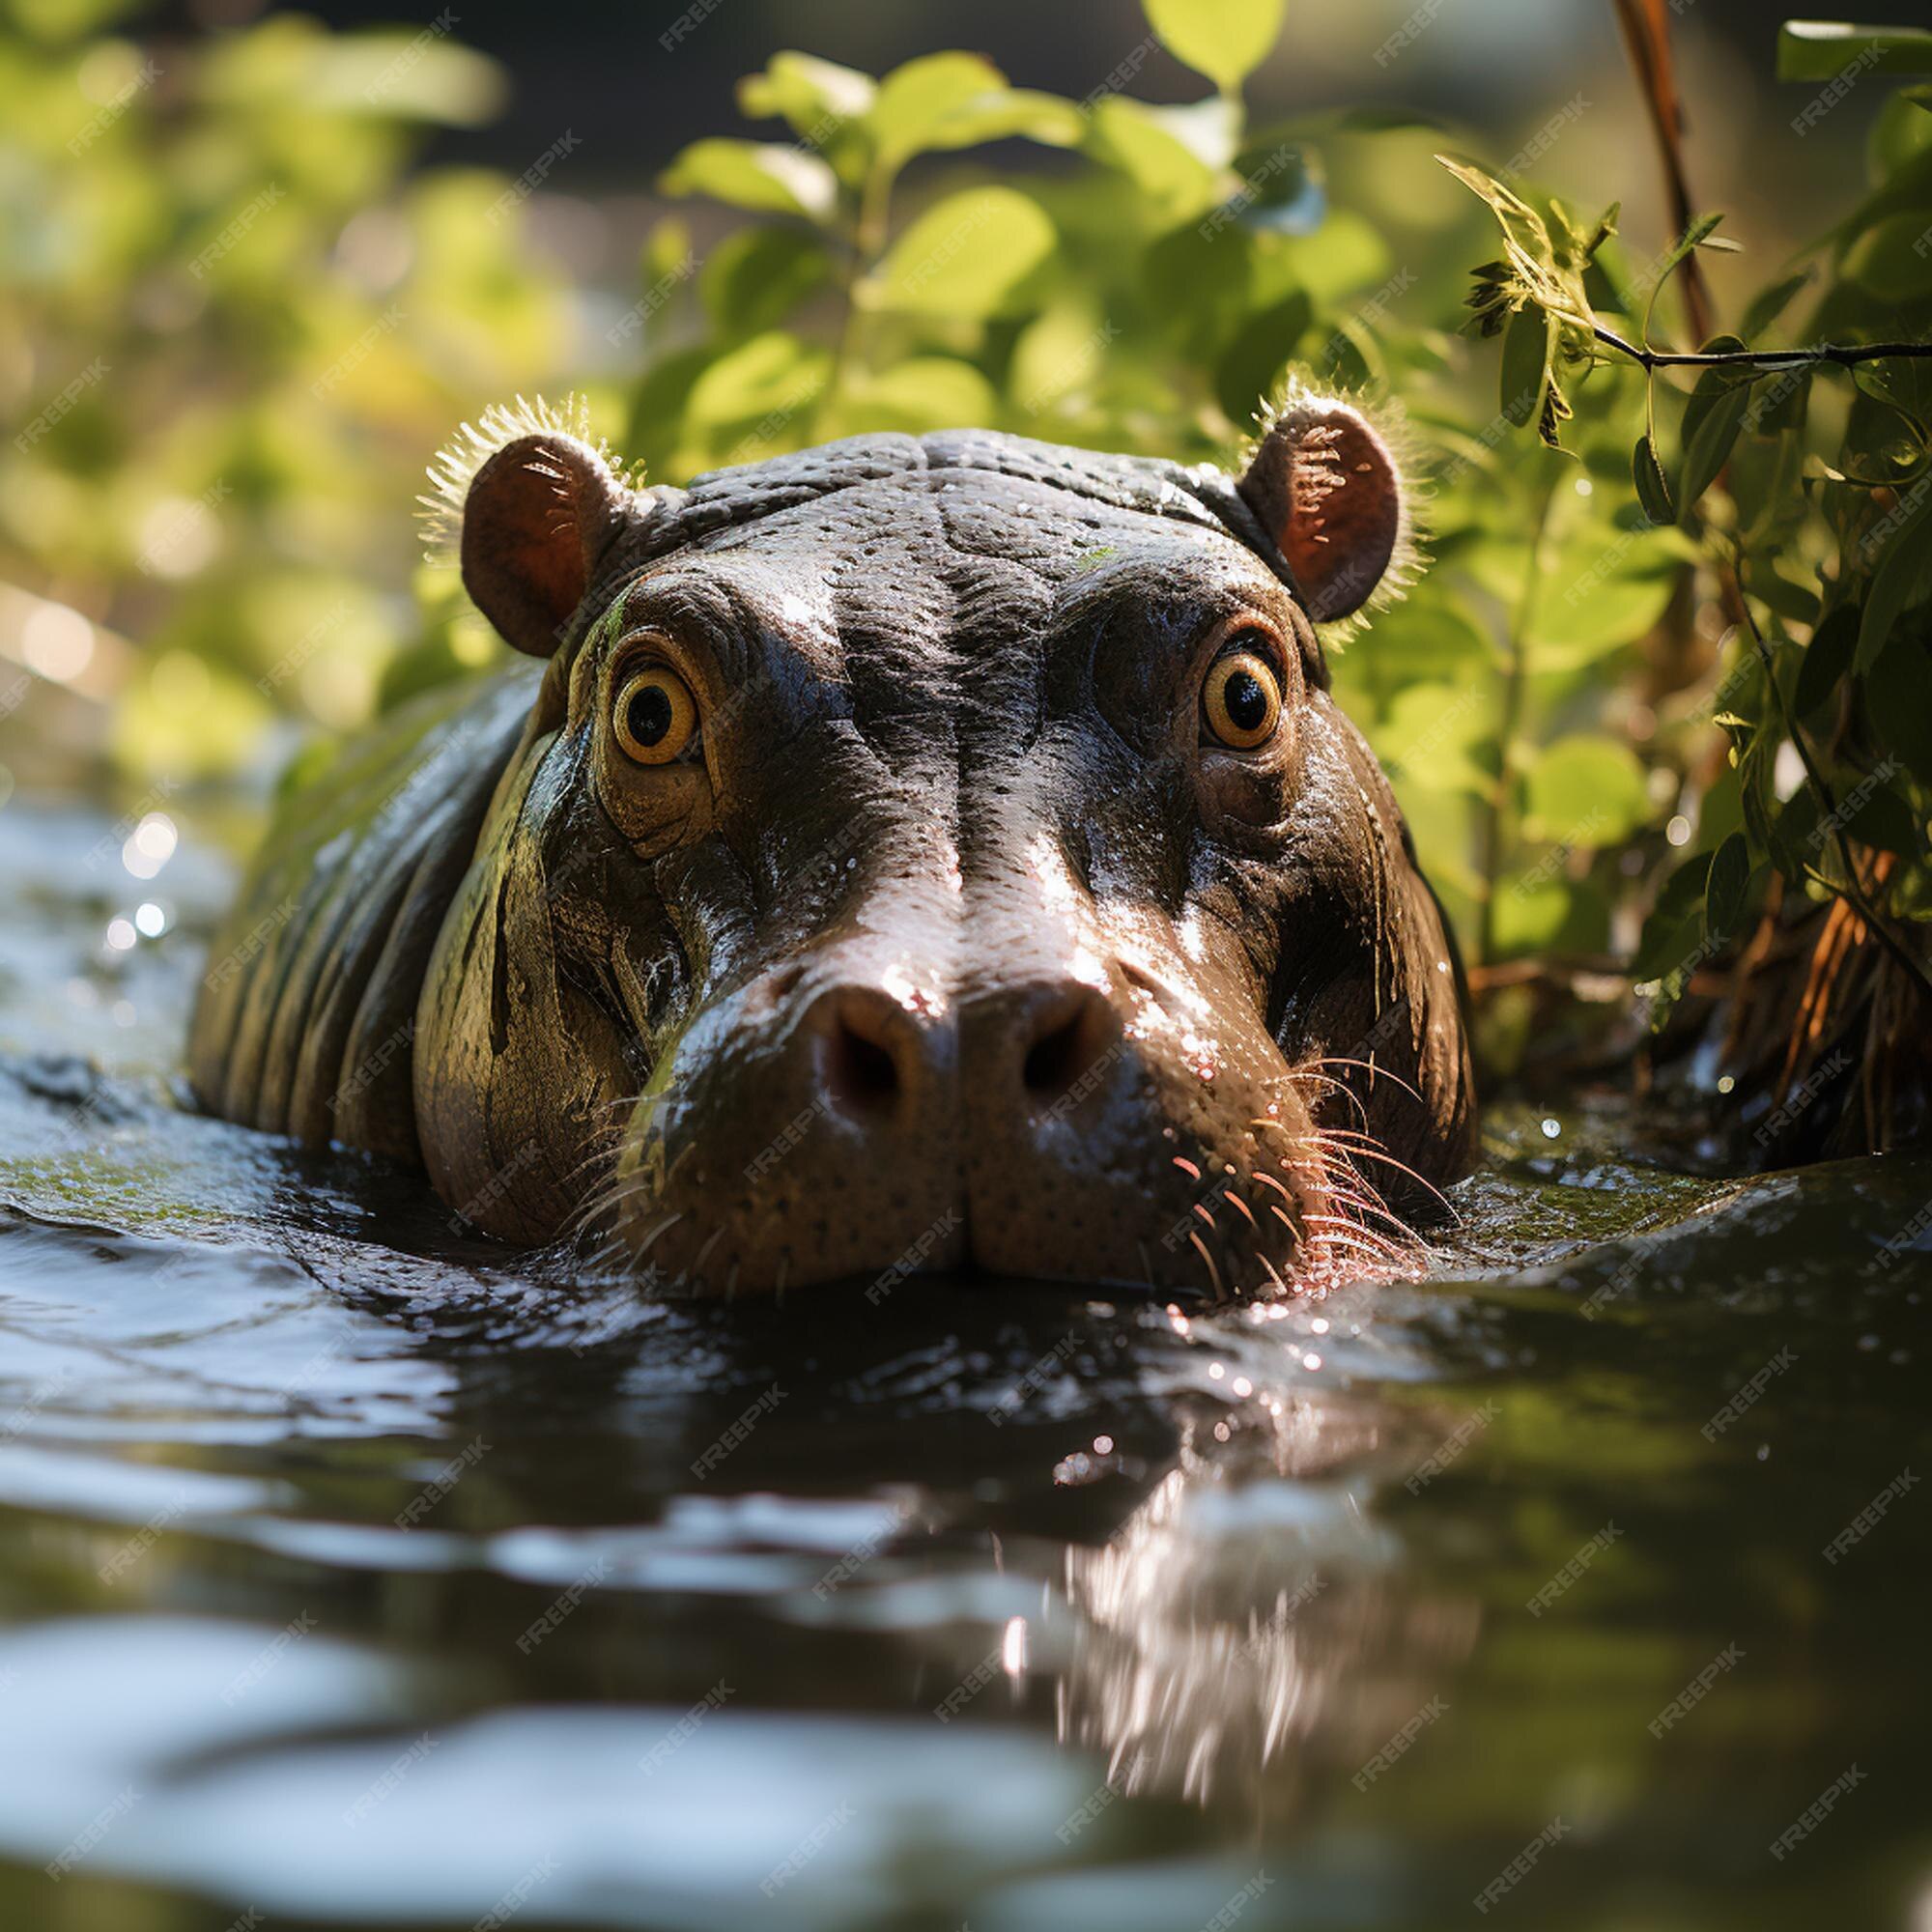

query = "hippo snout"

[{"left": 607, "top": 934, "right": 1321, "bottom": 1295}]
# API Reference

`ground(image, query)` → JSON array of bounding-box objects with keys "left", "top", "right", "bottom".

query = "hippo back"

[{"left": 188, "top": 665, "right": 539, "bottom": 1165}]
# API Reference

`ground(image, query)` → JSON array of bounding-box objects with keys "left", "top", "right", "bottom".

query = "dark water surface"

[{"left": 1, "top": 794, "right": 1929, "bottom": 1931}]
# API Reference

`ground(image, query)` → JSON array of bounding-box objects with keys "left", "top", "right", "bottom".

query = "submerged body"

[{"left": 191, "top": 405, "right": 1475, "bottom": 1293}]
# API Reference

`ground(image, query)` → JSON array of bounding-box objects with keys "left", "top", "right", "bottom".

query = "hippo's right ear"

[
  {"left": 423, "top": 401, "right": 639, "bottom": 658},
  {"left": 1236, "top": 388, "right": 1410, "bottom": 625}
]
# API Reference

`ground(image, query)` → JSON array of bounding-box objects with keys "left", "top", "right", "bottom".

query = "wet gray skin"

[{"left": 189, "top": 403, "right": 1475, "bottom": 1293}]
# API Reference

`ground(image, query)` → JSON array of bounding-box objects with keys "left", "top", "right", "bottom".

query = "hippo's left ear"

[
  {"left": 1237, "top": 393, "right": 1408, "bottom": 624},
  {"left": 423, "top": 399, "right": 641, "bottom": 658}
]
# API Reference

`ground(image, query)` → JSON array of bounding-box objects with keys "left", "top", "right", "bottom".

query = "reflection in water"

[{"left": 1060, "top": 1404, "right": 1481, "bottom": 1806}]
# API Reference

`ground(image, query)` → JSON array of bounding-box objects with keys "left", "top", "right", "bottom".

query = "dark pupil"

[
  {"left": 626, "top": 682, "right": 673, "bottom": 747},
  {"left": 1223, "top": 668, "right": 1269, "bottom": 731}
]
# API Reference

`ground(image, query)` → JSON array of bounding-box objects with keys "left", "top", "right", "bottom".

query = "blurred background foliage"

[{"left": 2, "top": 0, "right": 1927, "bottom": 1111}]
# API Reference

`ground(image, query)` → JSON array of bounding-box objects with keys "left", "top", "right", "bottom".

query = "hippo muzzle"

[{"left": 191, "top": 397, "right": 1476, "bottom": 1295}]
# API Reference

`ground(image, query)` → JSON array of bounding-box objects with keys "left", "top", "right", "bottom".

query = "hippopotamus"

[{"left": 189, "top": 392, "right": 1475, "bottom": 1294}]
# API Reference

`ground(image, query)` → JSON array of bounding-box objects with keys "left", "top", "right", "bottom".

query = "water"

[{"left": 2, "top": 791, "right": 1929, "bottom": 1931}]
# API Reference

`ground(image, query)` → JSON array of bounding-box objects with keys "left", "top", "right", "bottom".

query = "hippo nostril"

[
  {"left": 810, "top": 989, "right": 919, "bottom": 1122},
  {"left": 822, "top": 1018, "right": 899, "bottom": 1113},
  {"left": 1021, "top": 989, "right": 1113, "bottom": 1105}
]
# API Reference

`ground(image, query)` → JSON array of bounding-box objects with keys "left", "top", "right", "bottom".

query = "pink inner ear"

[{"left": 1242, "top": 409, "right": 1402, "bottom": 623}]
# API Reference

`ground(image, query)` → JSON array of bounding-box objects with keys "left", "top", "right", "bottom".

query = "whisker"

[
  {"left": 1302, "top": 1055, "right": 1427, "bottom": 1106},
  {"left": 1187, "top": 1229, "right": 1226, "bottom": 1300}
]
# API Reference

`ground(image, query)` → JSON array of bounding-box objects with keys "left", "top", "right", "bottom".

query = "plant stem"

[
  {"left": 1594, "top": 325, "right": 1932, "bottom": 372},
  {"left": 1609, "top": 0, "right": 1714, "bottom": 346},
  {"left": 1728, "top": 564, "right": 1932, "bottom": 1004},
  {"left": 821, "top": 163, "right": 895, "bottom": 430},
  {"left": 1478, "top": 464, "right": 1559, "bottom": 966}
]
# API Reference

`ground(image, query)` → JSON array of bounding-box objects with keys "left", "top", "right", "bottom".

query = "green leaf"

[
  {"left": 1084, "top": 97, "right": 1221, "bottom": 215},
  {"left": 868, "top": 52, "right": 1006, "bottom": 165},
  {"left": 1632, "top": 849, "right": 1715, "bottom": 981},
  {"left": 1737, "top": 726, "right": 1780, "bottom": 859},
  {"left": 1436, "top": 153, "right": 1598, "bottom": 332},
  {"left": 1855, "top": 472, "right": 1932, "bottom": 671},
  {"left": 1373, "top": 681, "right": 1492, "bottom": 796},
  {"left": 1633, "top": 435, "right": 1676, "bottom": 525},
  {"left": 1524, "top": 735, "right": 1652, "bottom": 844},
  {"left": 737, "top": 51, "right": 876, "bottom": 140},
  {"left": 1518, "top": 526, "right": 1680, "bottom": 666},
  {"left": 862, "top": 53, "right": 1081, "bottom": 170},
  {"left": 1866, "top": 633, "right": 1932, "bottom": 783},
  {"left": 1500, "top": 303, "right": 1551, "bottom": 429},
  {"left": 660, "top": 139, "right": 838, "bottom": 221},
  {"left": 1213, "top": 289, "right": 1314, "bottom": 421},
  {"left": 1642, "top": 212, "right": 1725, "bottom": 345},
  {"left": 1776, "top": 20, "right": 1932, "bottom": 81},
  {"left": 1144, "top": 0, "right": 1287, "bottom": 93},
  {"left": 919, "top": 86, "right": 1086, "bottom": 154},
  {"left": 1656, "top": 848, "right": 1719, "bottom": 926},
  {"left": 289, "top": 32, "right": 506, "bottom": 126},
  {"left": 1842, "top": 211, "right": 1932, "bottom": 301},
  {"left": 1794, "top": 601, "right": 1859, "bottom": 717},
  {"left": 832, "top": 356, "right": 1000, "bottom": 436},
  {"left": 1745, "top": 553, "right": 1821, "bottom": 625},
  {"left": 1838, "top": 778, "right": 1926, "bottom": 858},
  {"left": 1739, "top": 270, "right": 1814, "bottom": 341},
  {"left": 1677, "top": 381, "right": 1753, "bottom": 521},
  {"left": 698, "top": 227, "right": 833, "bottom": 339},
  {"left": 1705, "top": 831, "right": 1751, "bottom": 943},
  {"left": 1347, "top": 595, "right": 1493, "bottom": 687},
  {"left": 1491, "top": 874, "right": 1574, "bottom": 954},
  {"left": 681, "top": 329, "right": 831, "bottom": 435},
  {"left": 1855, "top": 355, "right": 1932, "bottom": 432},
  {"left": 869, "top": 186, "right": 1056, "bottom": 317}
]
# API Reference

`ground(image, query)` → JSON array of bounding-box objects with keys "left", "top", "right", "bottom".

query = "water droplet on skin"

[{"left": 1541, "top": 1118, "right": 1561, "bottom": 1139}]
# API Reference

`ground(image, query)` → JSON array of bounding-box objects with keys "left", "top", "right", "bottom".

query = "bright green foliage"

[
  {"left": 6, "top": 2, "right": 1927, "bottom": 1056},
  {"left": 1440, "top": 21, "right": 1932, "bottom": 1022},
  {"left": 1, "top": 1, "right": 577, "bottom": 763}
]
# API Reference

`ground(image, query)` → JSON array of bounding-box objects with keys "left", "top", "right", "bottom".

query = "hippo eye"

[
  {"left": 1202, "top": 647, "right": 1283, "bottom": 751},
  {"left": 613, "top": 665, "right": 698, "bottom": 764}
]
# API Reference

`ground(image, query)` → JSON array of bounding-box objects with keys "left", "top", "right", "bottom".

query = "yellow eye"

[
  {"left": 1202, "top": 649, "right": 1283, "bottom": 750},
  {"left": 612, "top": 665, "right": 698, "bottom": 764}
]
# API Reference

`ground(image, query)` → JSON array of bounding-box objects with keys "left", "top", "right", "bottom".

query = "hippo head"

[{"left": 400, "top": 398, "right": 1475, "bottom": 1295}]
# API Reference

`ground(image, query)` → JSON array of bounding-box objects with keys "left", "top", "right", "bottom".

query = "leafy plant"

[
  {"left": 5, "top": 0, "right": 1926, "bottom": 1148},
  {"left": 1438, "top": 21, "right": 1932, "bottom": 1086}
]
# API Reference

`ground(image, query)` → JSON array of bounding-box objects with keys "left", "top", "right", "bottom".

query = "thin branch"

[
  {"left": 1595, "top": 324, "right": 1932, "bottom": 371},
  {"left": 1610, "top": 0, "right": 1714, "bottom": 345}
]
